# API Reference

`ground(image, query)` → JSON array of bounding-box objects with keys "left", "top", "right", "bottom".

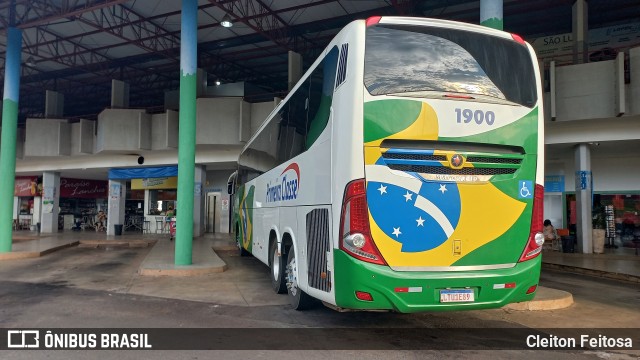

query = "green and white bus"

[{"left": 229, "top": 16, "right": 544, "bottom": 312}]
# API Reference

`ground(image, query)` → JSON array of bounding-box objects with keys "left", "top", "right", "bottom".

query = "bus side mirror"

[{"left": 227, "top": 170, "right": 238, "bottom": 195}]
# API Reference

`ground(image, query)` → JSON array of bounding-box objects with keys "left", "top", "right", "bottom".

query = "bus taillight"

[
  {"left": 366, "top": 16, "right": 381, "bottom": 27},
  {"left": 511, "top": 33, "right": 526, "bottom": 45},
  {"left": 340, "top": 179, "right": 387, "bottom": 266},
  {"left": 519, "top": 184, "right": 545, "bottom": 262}
]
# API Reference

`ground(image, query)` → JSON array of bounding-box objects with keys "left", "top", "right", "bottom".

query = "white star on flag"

[
  {"left": 416, "top": 216, "right": 425, "bottom": 227},
  {"left": 378, "top": 184, "right": 387, "bottom": 195},
  {"left": 392, "top": 227, "right": 402, "bottom": 238},
  {"left": 403, "top": 191, "right": 413, "bottom": 202},
  {"left": 439, "top": 184, "right": 447, "bottom": 194}
]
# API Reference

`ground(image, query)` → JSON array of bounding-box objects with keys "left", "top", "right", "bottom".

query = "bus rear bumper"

[{"left": 333, "top": 250, "right": 541, "bottom": 313}]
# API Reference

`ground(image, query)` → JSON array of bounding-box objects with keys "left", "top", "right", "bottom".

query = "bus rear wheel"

[
  {"left": 270, "top": 240, "right": 286, "bottom": 293},
  {"left": 285, "top": 248, "right": 315, "bottom": 310}
]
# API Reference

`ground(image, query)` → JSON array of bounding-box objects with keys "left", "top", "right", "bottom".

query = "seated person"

[
  {"left": 95, "top": 210, "right": 107, "bottom": 232},
  {"left": 543, "top": 219, "right": 560, "bottom": 251}
]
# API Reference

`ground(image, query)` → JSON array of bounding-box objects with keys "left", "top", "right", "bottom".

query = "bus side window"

[{"left": 306, "top": 47, "right": 339, "bottom": 149}]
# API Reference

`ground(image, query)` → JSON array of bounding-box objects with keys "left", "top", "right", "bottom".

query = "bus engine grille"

[
  {"left": 382, "top": 153, "right": 447, "bottom": 161},
  {"left": 388, "top": 164, "right": 517, "bottom": 176}
]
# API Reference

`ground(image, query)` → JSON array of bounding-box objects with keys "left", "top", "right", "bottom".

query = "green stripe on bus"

[{"left": 364, "top": 100, "right": 422, "bottom": 143}]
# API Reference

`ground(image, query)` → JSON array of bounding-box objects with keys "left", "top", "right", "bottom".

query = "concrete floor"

[{"left": 0, "top": 236, "right": 639, "bottom": 358}]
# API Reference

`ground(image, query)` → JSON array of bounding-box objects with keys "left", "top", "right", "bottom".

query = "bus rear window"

[{"left": 364, "top": 25, "right": 537, "bottom": 107}]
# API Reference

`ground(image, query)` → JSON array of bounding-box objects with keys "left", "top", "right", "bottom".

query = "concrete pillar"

[
  {"left": 40, "top": 171, "right": 60, "bottom": 234},
  {"left": 196, "top": 68, "right": 207, "bottom": 98},
  {"left": 13, "top": 197, "right": 18, "bottom": 221},
  {"left": 574, "top": 144, "right": 592, "bottom": 254},
  {"left": 45, "top": 90, "right": 64, "bottom": 118},
  {"left": 111, "top": 79, "right": 130, "bottom": 109},
  {"left": 33, "top": 196, "right": 41, "bottom": 228},
  {"left": 107, "top": 179, "right": 126, "bottom": 235},
  {"left": 572, "top": 0, "right": 588, "bottom": 64},
  {"left": 193, "top": 165, "right": 206, "bottom": 237},
  {"left": 0, "top": 26, "right": 22, "bottom": 252},
  {"left": 480, "top": 0, "right": 503, "bottom": 30},
  {"left": 288, "top": 51, "right": 303, "bottom": 91},
  {"left": 176, "top": 0, "right": 197, "bottom": 265},
  {"left": 630, "top": 47, "right": 640, "bottom": 115}
]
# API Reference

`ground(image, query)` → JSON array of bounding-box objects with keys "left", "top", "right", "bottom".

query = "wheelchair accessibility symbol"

[{"left": 519, "top": 181, "right": 533, "bottom": 199}]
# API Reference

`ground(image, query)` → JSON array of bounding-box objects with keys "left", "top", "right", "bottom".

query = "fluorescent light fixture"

[{"left": 220, "top": 14, "right": 233, "bottom": 28}]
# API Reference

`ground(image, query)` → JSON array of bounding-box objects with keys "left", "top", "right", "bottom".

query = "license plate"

[{"left": 440, "top": 289, "right": 475, "bottom": 303}]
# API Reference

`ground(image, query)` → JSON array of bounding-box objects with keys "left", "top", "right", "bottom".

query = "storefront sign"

[
  {"left": 131, "top": 177, "right": 178, "bottom": 190},
  {"left": 544, "top": 175, "right": 565, "bottom": 193},
  {"left": 60, "top": 178, "right": 108, "bottom": 198},
  {"left": 14, "top": 177, "right": 42, "bottom": 197},
  {"left": 531, "top": 22, "right": 640, "bottom": 63}
]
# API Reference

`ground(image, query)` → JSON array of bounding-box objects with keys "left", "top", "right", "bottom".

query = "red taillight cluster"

[
  {"left": 519, "top": 184, "right": 545, "bottom": 262},
  {"left": 339, "top": 179, "right": 387, "bottom": 266},
  {"left": 511, "top": 33, "right": 526, "bottom": 45},
  {"left": 366, "top": 16, "right": 381, "bottom": 27}
]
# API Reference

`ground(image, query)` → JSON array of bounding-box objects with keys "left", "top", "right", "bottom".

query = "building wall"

[
  {"left": 196, "top": 98, "right": 243, "bottom": 145},
  {"left": 96, "top": 109, "right": 150, "bottom": 152},
  {"left": 204, "top": 169, "right": 236, "bottom": 233},
  {"left": 24, "top": 118, "right": 71, "bottom": 156}
]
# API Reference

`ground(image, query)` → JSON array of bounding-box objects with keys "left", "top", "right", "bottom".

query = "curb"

[
  {"left": 543, "top": 262, "right": 640, "bottom": 284},
  {"left": 0, "top": 241, "right": 79, "bottom": 260},
  {"left": 503, "top": 286, "right": 574, "bottom": 311}
]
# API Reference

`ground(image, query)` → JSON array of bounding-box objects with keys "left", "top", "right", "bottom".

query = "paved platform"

[
  {"left": 542, "top": 249, "right": 640, "bottom": 284},
  {"left": 13, "top": 231, "right": 640, "bottom": 312},
  {"left": 138, "top": 235, "right": 228, "bottom": 276},
  {"left": 0, "top": 236, "right": 78, "bottom": 260}
]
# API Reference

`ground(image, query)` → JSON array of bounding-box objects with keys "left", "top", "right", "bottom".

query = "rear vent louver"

[
  {"left": 306, "top": 208, "right": 331, "bottom": 292},
  {"left": 335, "top": 43, "right": 348, "bottom": 89}
]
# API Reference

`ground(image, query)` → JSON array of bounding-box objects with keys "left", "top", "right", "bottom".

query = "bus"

[{"left": 229, "top": 16, "right": 544, "bottom": 312}]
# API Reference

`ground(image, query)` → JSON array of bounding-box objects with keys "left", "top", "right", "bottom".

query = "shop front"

[
  {"left": 131, "top": 176, "right": 177, "bottom": 233},
  {"left": 566, "top": 193, "right": 640, "bottom": 251},
  {"left": 13, "top": 176, "right": 42, "bottom": 230},
  {"left": 58, "top": 178, "right": 108, "bottom": 230},
  {"left": 109, "top": 166, "right": 180, "bottom": 235}
]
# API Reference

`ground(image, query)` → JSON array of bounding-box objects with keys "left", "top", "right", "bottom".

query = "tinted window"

[
  {"left": 365, "top": 25, "right": 537, "bottom": 107},
  {"left": 238, "top": 46, "right": 339, "bottom": 178}
]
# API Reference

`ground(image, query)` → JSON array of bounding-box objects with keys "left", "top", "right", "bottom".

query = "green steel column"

[
  {"left": 0, "top": 27, "right": 22, "bottom": 253},
  {"left": 175, "top": 0, "right": 197, "bottom": 265},
  {"left": 480, "top": 0, "right": 503, "bottom": 30}
]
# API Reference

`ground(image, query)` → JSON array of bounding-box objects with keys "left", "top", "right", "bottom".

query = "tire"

[
  {"left": 270, "top": 240, "right": 286, "bottom": 294},
  {"left": 285, "top": 247, "right": 316, "bottom": 310},
  {"left": 236, "top": 225, "right": 250, "bottom": 257}
]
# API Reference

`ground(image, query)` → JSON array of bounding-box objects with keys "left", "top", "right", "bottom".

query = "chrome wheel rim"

[
  {"left": 286, "top": 256, "right": 298, "bottom": 296},
  {"left": 272, "top": 247, "right": 280, "bottom": 280}
]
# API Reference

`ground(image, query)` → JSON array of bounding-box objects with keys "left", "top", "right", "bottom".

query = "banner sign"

[
  {"left": 60, "top": 178, "right": 108, "bottom": 199},
  {"left": 131, "top": 177, "right": 178, "bottom": 190},
  {"left": 14, "top": 177, "right": 41, "bottom": 197},
  {"left": 531, "top": 22, "right": 640, "bottom": 62}
]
